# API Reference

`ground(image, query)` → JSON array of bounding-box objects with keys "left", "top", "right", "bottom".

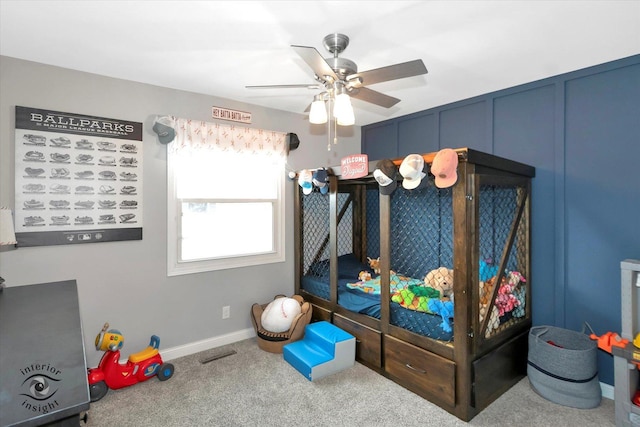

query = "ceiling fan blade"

[
  {"left": 246, "top": 84, "right": 321, "bottom": 89},
  {"left": 291, "top": 45, "right": 338, "bottom": 82},
  {"left": 349, "top": 59, "right": 427, "bottom": 86},
  {"left": 349, "top": 87, "right": 400, "bottom": 108}
]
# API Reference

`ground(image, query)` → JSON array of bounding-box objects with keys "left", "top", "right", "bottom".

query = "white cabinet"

[{"left": 615, "top": 260, "right": 640, "bottom": 426}]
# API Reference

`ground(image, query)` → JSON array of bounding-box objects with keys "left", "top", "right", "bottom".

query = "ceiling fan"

[{"left": 246, "top": 33, "right": 428, "bottom": 113}]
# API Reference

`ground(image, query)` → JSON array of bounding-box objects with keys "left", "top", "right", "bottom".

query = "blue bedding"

[
  {"left": 301, "top": 253, "right": 381, "bottom": 317},
  {"left": 301, "top": 254, "right": 454, "bottom": 341},
  {"left": 301, "top": 274, "right": 382, "bottom": 317}
]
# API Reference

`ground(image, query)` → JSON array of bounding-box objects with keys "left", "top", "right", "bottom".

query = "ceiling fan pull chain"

[{"left": 327, "top": 97, "right": 332, "bottom": 151}]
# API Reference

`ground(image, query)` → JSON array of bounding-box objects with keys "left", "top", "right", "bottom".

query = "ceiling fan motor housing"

[{"left": 326, "top": 57, "right": 357, "bottom": 79}]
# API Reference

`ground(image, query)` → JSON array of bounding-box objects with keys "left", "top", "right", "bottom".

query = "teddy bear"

[{"left": 424, "top": 267, "right": 454, "bottom": 299}]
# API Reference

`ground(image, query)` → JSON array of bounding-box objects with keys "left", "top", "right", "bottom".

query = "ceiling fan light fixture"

[
  {"left": 309, "top": 94, "right": 328, "bottom": 124},
  {"left": 333, "top": 91, "right": 354, "bottom": 126},
  {"left": 249, "top": 32, "right": 428, "bottom": 127},
  {"left": 336, "top": 98, "right": 355, "bottom": 126}
]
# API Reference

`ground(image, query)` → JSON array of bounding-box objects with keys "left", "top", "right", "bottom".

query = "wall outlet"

[{"left": 222, "top": 305, "right": 230, "bottom": 319}]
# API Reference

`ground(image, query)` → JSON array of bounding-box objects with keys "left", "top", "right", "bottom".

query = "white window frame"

[{"left": 167, "top": 150, "right": 285, "bottom": 276}]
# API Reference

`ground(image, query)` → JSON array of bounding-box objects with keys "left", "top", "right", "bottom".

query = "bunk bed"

[{"left": 294, "top": 148, "right": 535, "bottom": 421}]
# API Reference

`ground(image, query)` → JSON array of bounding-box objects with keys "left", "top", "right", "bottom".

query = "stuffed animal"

[
  {"left": 358, "top": 271, "right": 372, "bottom": 281},
  {"left": 424, "top": 267, "right": 454, "bottom": 299},
  {"left": 479, "top": 259, "right": 499, "bottom": 282},
  {"left": 366, "top": 257, "right": 397, "bottom": 277},
  {"left": 367, "top": 257, "right": 381, "bottom": 274},
  {"left": 479, "top": 304, "right": 500, "bottom": 337},
  {"left": 482, "top": 274, "right": 521, "bottom": 317},
  {"left": 509, "top": 271, "right": 527, "bottom": 318},
  {"left": 427, "top": 298, "right": 454, "bottom": 333},
  {"left": 261, "top": 297, "right": 302, "bottom": 333},
  {"left": 507, "top": 271, "right": 526, "bottom": 287}
]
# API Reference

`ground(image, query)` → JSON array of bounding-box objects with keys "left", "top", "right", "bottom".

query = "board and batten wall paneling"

[
  {"left": 362, "top": 121, "right": 397, "bottom": 160},
  {"left": 397, "top": 112, "right": 438, "bottom": 155},
  {"left": 564, "top": 62, "right": 640, "bottom": 384},
  {"left": 439, "top": 100, "right": 489, "bottom": 152},
  {"left": 493, "top": 84, "right": 557, "bottom": 326}
]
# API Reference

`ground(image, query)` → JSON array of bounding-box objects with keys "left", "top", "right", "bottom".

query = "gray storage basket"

[{"left": 527, "top": 325, "right": 602, "bottom": 409}]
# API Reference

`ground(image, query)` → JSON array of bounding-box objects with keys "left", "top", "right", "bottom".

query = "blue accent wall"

[{"left": 361, "top": 55, "right": 640, "bottom": 385}]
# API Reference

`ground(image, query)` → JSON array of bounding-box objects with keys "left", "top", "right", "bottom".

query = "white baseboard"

[
  {"left": 157, "top": 330, "right": 617, "bottom": 402},
  {"left": 160, "top": 328, "right": 255, "bottom": 361},
  {"left": 601, "top": 382, "right": 614, "bottom": 400}
]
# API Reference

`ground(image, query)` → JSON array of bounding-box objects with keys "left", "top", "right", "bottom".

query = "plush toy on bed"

[
  {"left": 424, "top": 267, "right": 454, "bottom": 300},
  {"left": 479, "top": 259, "right": 500, "bottom": 282},
  {"left": 367, "top": 257, "right": 381, "bottom": 274},
  {"left": 260, "top": 297, "right": 302, "bottom": 333},
  {"left": 366, "top": 257, "right": 396, "bottom": 277},
  {"left": 427, "top": 298, "right": 454, "bottom": 333},
  {"left": 358, "top": 271, "right": 372, "bottom": 281}
]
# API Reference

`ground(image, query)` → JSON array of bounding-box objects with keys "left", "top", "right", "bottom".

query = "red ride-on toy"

[{"left": 87, "top": 323, "right": 174, "bottom": 402}]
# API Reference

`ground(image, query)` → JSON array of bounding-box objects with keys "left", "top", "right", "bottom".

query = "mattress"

[{"left": 301, "top": 254, "right": 454, "bottom": 341}]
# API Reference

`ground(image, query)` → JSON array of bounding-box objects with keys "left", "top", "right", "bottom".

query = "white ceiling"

[{"left": 1, "top": 1, "right": 639, "bottom": 126}]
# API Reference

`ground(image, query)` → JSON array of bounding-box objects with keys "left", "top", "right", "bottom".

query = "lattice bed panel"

[
  {"left": 384, "top": 179, "right": 528, "bottom": 341},
  {"left": 301, "top": 191, "right": 329, "bottom": 279},
  {"left": 386, "top": 179, "right": 455, "bottom": 340},
  {"left": 336, "top": 192, "right": 354, "bottom": 258},
  {"left": 478, "top": 184, "right": 529, "bottom": 339},
  {"left": 300, "top": 191, "right": 353, "bottom": 286},
  {"left": 366, "top": 188, "right": 380, "bottom": 259},
  {"left": 390, "top": 182, "right": 453, "bottom": 277}
]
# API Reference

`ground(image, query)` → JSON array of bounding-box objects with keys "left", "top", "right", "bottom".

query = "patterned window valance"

[{"left": 168, "top": 116, "right": 287, "bottom": 158}]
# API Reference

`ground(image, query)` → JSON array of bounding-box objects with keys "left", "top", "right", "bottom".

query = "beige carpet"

[{"left": 84, "top": 338, "right": 615, "bottom": 426}]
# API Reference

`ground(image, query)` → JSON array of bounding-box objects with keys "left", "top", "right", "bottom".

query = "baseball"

[{"left": 261, "top": 297, "right": 302, "bottom": 333}]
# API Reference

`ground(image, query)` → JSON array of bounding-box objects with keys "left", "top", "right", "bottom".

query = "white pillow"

[{"left": 261, "top": 297, "right": 302, "bottom": 333}]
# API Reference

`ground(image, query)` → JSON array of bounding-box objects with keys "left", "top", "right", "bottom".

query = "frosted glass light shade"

[
  {"left": 309, "top": 99, "right": 328, "bottom": 124},
  {"left": 336, "top": 102, "right": 355, "bottom": 126},
  {"left": 333, "top": 93, "right": 354, "bottom": 126},
  {"left": 0, "top": 207, "right": 17, "bottom": 245}
]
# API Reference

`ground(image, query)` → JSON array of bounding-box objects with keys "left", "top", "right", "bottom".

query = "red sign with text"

[{"left": 340, "top": 154, "right": 368, "bottom": 179}]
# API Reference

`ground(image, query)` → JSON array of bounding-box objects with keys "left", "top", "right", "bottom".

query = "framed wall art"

[{"left": 14, "top": 106, "right": 143, "bottom": 247}]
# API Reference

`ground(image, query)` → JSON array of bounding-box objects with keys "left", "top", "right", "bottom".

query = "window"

[{"left": 167, "top": 119, "right": 286, "bottom": 276}]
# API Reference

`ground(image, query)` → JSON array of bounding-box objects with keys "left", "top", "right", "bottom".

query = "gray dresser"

[{"left": 0, "top": 280, "right": 90, "bottom": 427}]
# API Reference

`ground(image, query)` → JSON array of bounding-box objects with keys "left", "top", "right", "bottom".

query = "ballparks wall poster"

[{"left": 14, "top": 106, "right": 143, "bottom": 247}]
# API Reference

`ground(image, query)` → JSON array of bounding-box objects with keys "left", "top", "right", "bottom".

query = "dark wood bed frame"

[{"left": 294, "top": 148, "right": 535, "bottom": 421}]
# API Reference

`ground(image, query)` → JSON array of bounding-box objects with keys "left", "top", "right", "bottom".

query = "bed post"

[
  {"left": 294, "top": 176, "right": 302, "bottom": 295},
  {"left": 524, "top": 180, "right": 532, "bottom": 321},
  {"left": 379, "top": 192, "right": 391, "bottom": 332},
  {"left": 452, "top": 159, "right": 476, "bottom": 420}
]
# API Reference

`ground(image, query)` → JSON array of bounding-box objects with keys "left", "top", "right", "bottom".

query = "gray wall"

[{"left": 0, "top": 56, "right": 361, "bottom": 367}]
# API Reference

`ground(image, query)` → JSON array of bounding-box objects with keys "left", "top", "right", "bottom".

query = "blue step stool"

[{"left": 283, "top": 321, "right": 355, "bottom": 381}]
